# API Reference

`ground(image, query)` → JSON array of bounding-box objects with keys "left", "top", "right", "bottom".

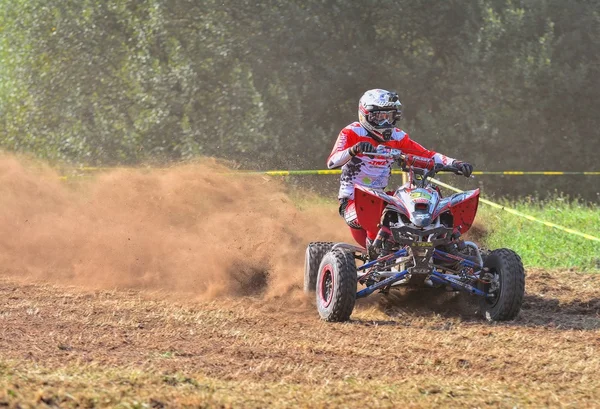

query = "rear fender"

[{"left": 354, "top": 185, "right": 408, "bottom": 234}]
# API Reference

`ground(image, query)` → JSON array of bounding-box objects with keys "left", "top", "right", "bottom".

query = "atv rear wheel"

[
  {"left": 316, "top": 249, "right": 357, "bottom": 322},
  {"left": 303, "top": 242, "right": 334, "bottom": 293},
  {"left": 479, "top": 248, "right": 525, "bottom": 321}
]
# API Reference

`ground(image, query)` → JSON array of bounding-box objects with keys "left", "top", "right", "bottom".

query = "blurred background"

[{"left": 1, "top": 0, "right": 598, "bottom": 200}]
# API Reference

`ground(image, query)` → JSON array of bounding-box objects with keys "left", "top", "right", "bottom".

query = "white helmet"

[{"left": 358, "top": 89, "right": 403, "bottom": 142}]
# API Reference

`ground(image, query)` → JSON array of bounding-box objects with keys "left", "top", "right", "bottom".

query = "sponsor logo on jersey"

[{"left": 370, "top": 159, "right": 388, "bottom": 167}]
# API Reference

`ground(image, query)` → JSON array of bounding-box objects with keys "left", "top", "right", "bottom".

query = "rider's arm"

[
  {"left": 327, "top": 128, "right": 357, "bottom": 169},
  {"left": 392, "top": 132, "right": 455, "bottom": 166}
]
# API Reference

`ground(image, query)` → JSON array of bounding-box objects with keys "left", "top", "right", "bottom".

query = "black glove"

[
  {"left": 453, "top": 160, "right": 473, "bottom": 177},
  {"left": 349, "top": 142, "right": 376, "bottom": 156}
]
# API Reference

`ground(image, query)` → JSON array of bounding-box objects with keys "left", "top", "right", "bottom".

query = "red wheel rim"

[{"left": 319, "top": 264, "right": 334, "bottom": 308}]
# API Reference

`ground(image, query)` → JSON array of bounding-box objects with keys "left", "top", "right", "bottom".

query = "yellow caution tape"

[
  {"left": 216, "top": 169, "right": 600, "bottom": 176},
  {"left": 469, "top": 171, "right": 600, "bottom": 175},
  {"left": 430, "top": 178, "right": 600, "bottom": 243},
  {"left": 61, "top": 168, "right": 600, "bottom": 176}
]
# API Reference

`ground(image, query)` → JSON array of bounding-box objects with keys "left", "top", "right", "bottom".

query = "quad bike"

[{"left": 304, "top": 146, "right": 525, "bottom": 322}]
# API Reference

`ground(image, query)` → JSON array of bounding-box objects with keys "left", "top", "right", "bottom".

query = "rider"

[{"left": 327, "top": 89, "right": 473, "bottom": 254}]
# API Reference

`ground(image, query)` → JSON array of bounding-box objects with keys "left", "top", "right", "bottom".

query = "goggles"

[{"left": 368, "top": 110, "right": 397, "bottom": 126}]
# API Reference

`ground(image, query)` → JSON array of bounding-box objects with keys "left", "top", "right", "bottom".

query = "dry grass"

[{"left": 1, "top": 270, "right": 599, "bottom": 408}]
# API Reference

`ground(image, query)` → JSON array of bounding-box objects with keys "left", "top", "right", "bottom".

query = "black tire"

[
  {"left": 316, "top": 249, "right": 357, "bottom": 322},
  {"left": 479, "top": 248, "right": 525, "bottom": 321},
  {"left": 303, "top": 242, "right": 334, "bottom": 294}
]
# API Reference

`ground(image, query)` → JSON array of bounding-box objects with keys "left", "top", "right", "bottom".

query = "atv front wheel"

[
  {"left": 479, "top": 248, "right": 525, "bottom": 321},
  {"left": 304, "top": 242, "right": 334, "bottom": 293},
  {"left": 316, "top": 249, "right": 357, "bottom": 322}
]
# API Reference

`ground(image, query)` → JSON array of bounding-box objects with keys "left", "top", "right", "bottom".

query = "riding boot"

[
  {"left": 365, "top": 237, "right": 378, "bottom": 260},
  {"left": 371, "top": 226, "right": 396, "bottom": 257}
]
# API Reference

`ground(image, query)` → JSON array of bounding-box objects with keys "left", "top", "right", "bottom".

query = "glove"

[
  {"left": 453, "top": 160, "right": 473, "bottom": 177},
  {"left": 349, "top": 142, "right": 376, "bottom": 156}
]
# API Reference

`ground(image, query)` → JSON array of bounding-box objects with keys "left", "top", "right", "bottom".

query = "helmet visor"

[{"left": 368, "top": 110, "right": 397, "bottom": 126}]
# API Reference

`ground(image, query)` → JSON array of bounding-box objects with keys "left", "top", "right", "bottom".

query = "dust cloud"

[{"left": 0, "top": 155, "right": 350, "bottom": 299}]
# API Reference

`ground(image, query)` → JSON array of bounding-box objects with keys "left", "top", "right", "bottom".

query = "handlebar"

[
  {"left": 362, "top": 149, "right": 403, "bottom": 160},
  {"left": 363, "top": 149, "right": 464, "bottom": 176},
  {"left": 434, "top": 164, "right": 464, "bottom": 176}
]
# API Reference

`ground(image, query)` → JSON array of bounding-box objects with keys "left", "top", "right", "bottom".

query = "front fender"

[
  {"left": 354, "top": 185, "right": 409, "bottom": 235},
  {"left": 449, "top": 189, "right": 480, "bottom": 234}
]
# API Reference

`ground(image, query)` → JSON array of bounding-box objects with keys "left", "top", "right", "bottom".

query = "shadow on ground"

[{"left": 351, "top": 288, "right": 600, "bottom": 330}]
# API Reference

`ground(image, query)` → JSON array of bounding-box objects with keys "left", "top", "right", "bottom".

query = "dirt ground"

[
  {"left": 1, "top": 270, "right": 599, "bottom": 408},
  {"left": 0, "top": 156, "right": 599, "bottom": 408}
]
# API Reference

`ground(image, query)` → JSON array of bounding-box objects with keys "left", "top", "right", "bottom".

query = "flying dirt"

[{"left": 0, "top": 155, "right": 350, "bottom": 299}]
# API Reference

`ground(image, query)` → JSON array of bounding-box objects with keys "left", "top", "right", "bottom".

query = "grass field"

[{"left": 475, "top": 196, "right": 599, "bottom": 271}]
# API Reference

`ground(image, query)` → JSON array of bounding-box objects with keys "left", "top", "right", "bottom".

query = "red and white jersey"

[{"left": 327, "top": 122, "right": 455, "bottom": 199}]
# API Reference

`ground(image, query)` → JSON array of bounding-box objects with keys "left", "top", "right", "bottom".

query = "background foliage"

[{"left": 1, "top": 0, "right": 599, "bottom": 199}]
